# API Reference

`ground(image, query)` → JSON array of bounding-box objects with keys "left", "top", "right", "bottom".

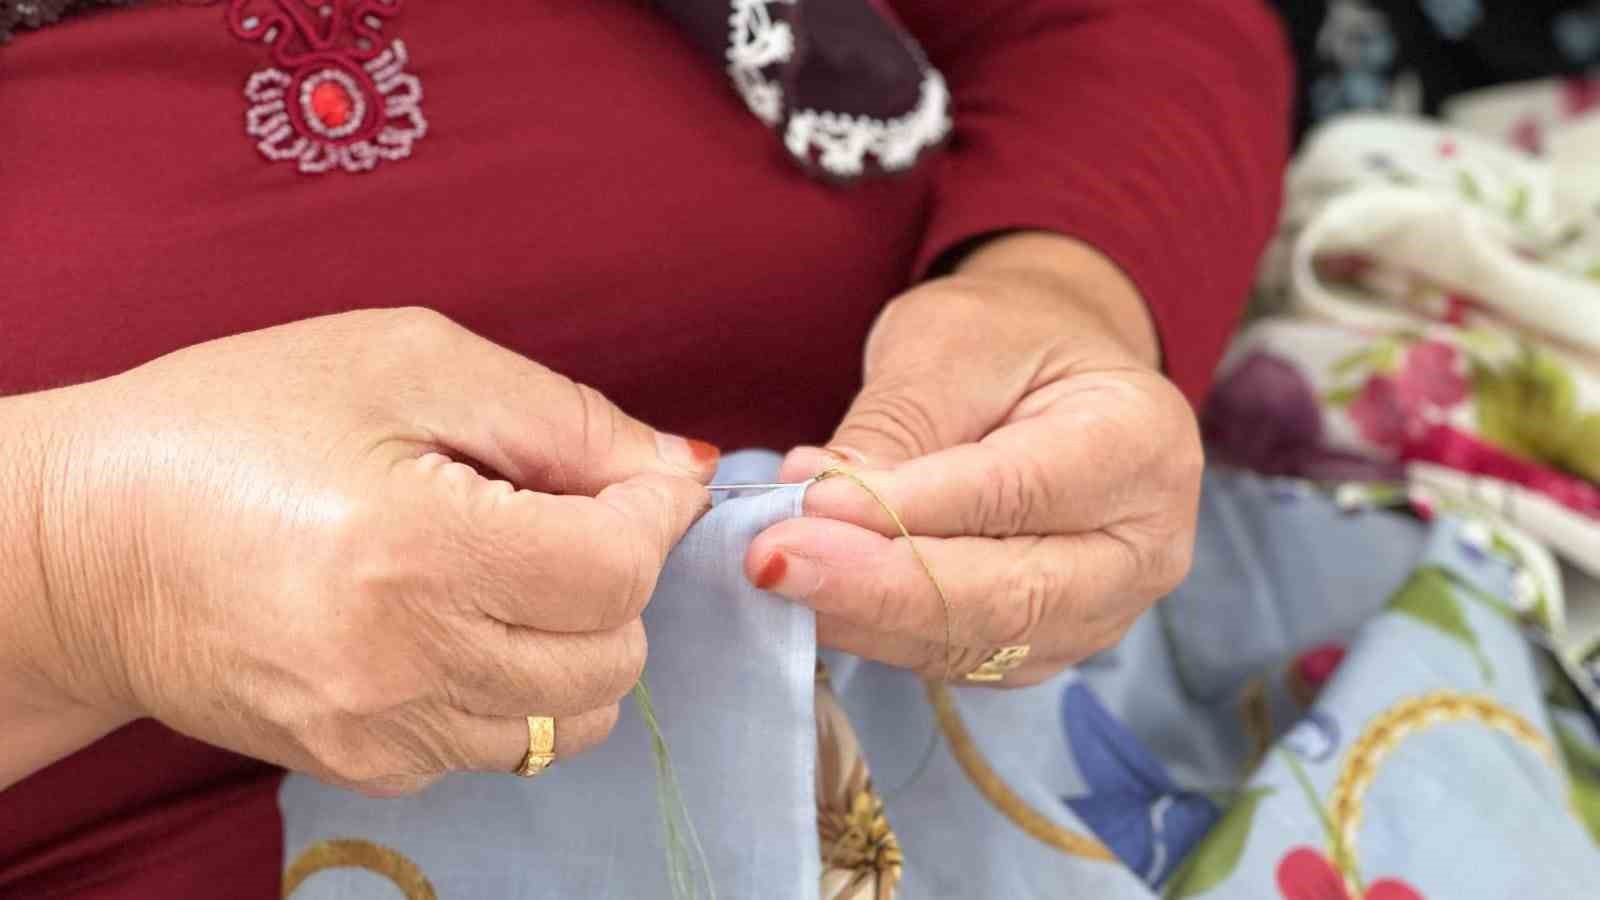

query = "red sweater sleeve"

[{"left": 895, "top": 0, "right": 1293, "bottom": 405}]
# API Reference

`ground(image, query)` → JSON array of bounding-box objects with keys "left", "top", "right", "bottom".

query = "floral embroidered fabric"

[{"left": 227, "top": 0, "right": 427, "bottom": 173}]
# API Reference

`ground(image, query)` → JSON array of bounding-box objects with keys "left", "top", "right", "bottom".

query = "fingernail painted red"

[
  {"left": 754, "top": 552, "right": 787, "bottom": 590},
  {"left": 688, "top": 438, "right": 721, "bottom": 466}
]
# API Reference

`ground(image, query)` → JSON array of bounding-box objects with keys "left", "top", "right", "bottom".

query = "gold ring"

[
  {"left": 513, "top": 716, "right": 556, "bottom": 777},
  {"left": 964, "top": 645, "right": 1031, "bottom": 683}
]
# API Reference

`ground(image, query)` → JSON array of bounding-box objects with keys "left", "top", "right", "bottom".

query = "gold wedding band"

[
  {"left": 964, "top": 645, "right": 1031, "bottom": 683},
  {"left": 513, "top": 716, "right": 556, "bottom": 778}
]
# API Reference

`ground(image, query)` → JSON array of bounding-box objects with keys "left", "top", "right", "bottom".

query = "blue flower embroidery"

[{"left": 1060, "top": 683, "right": 1220, "bottom": 887}]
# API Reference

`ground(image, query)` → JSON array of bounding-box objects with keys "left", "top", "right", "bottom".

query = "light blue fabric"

[
  {"left": 279, "top": 451, "right": 818, "bottom": 899},
  {"left": 280, "top": 457, "right": 1600, "bottom": 899}
]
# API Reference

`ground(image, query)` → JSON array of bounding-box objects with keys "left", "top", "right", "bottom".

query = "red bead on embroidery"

[{"left": 311, "top": 80, "right": 354, "bottom": 129}]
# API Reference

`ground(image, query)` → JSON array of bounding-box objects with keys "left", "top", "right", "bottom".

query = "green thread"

[{"left": 633, "top": 676, "right": 716, "bottom": 900}]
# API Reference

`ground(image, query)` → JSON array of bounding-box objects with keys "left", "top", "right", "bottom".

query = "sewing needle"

[{"left": 704, "top": 482, "right": 792, "bottom": 492}]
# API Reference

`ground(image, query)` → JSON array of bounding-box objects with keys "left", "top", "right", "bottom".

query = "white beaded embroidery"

[
  {"left": 724, "top": 0, "right": 950, "bottom": 178},
  {"left": 242, "top": 40, "right": 427, "bottom": 175}
]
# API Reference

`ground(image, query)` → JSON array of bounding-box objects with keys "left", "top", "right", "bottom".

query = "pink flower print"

[
  {"left": 1562, "top": 77, "right": 1600, "bottom": 118},
  {"left": 1396, "top": 341, "right": 1469, "bottom": 407},
  {"left": 1348, "top": 342, "right": 1468, "bottom": 450},
  {"left": 1349, "top": 376, "right": 1410, "bottom": 449},
  {"left": 1510, "top": 116, "right": 1544, "bottom": 155}
]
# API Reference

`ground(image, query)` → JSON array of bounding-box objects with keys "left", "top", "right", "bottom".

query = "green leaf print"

[
  {"left": 1164, "top": 788, "right": 1273, "bottom": 899},
  {"left": 1331, "top": 339, "right": 1405, "bottom": 381},
  {"left": 1325, "top": 386, "right": 1358, "bottom": 407},
  {"left": 1332, "top": 347, "right": 1377, "bottom": 377},
  {"left": 1509, "top": 183, "right": 1530, "bottom": 221},
  {"left": 1388, "top": 568, "right": 1493, "bottom": 681},
  {"left": 1558, "top": 721, "right": 1600, "bottom": 776},
  {"left": 1556, "top": 723, "right": 1600, "bottom": 846},
  {"left": 1457, "top": 170, "right": 1484, "bottom": 203},
  {"left": 1567, "top": 414, "right": 1600, "bottom": 482},
  {"left": 1473, "top": 348, "right": 1600, "bottom": 481}
]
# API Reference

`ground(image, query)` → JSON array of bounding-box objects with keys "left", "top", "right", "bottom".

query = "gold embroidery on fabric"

[
  {"left": 925, "top": 681, "right": 1116, "bottom": 861},
  {"left": 816, "top": 669, "right": 903, "bottom": 899},
  {"left": 1328, "top": 690, "right": 1555, "bottom": 894},
  {"left": 282, "top": 838, "right": 437, "bottom": 900},
  {"left": 819, "top": 789, "right": 905, "bottom": 900}
]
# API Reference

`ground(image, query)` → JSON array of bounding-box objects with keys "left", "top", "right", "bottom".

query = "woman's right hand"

[{"left": 3, "top": 308, "right": 715, "bottom": 795}]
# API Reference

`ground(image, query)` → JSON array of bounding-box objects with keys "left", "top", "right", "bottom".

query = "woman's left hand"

[{"left": 746, "top": 233, "right": 1204, "bottom": 686}]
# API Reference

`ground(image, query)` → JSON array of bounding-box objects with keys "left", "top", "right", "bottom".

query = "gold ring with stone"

[
  {"left": 513, "top": 716, "right": 556, "bottom": 777},
  {"left": 964, "top": 645, "right": 1031, "bottom": 683}
]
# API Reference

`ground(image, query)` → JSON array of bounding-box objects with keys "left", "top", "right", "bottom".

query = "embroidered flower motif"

[
  {"left": 228, "top": 1, "right": 426, "bottom": 174},
  {"left": 815, "top": 673, "right": 902, "bottom": 900},
  {"left": 1277, "top": 847, "right": 1423, "bottom": 900}
]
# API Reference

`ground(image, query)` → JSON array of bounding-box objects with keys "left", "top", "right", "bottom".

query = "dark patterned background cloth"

[{"left": 1274, "top": 0, "right": 1600, "bottom": 138}]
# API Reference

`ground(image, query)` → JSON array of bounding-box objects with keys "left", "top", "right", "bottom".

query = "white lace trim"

[
  {"left": 727, "top": 0, "right": 795, "bottom": 126},
  {"left": 725, "top": 0, "right": 950, "bottom": 178}
]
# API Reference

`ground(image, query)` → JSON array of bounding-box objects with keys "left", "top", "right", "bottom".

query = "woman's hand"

[
  {"left": 2, "top": 308, "right": 715, "bottom": 792},
  {"left": 747, "top": 234, "right": 1203, "bottom": 686}
]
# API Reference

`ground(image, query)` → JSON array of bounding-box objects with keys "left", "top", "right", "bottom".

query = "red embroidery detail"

[{"left": 228, "top": 1, "right": 427, "bottom": 173}]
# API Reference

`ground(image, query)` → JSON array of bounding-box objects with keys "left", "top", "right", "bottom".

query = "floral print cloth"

[
  {"left": 827, "top": 467, "right": 1600, "bottom": 898},
  {"left": 275, "top": 452, "right": 1600, "bottom": 898},
  {"left": 1206, "top": 81, "right": 1600, "bottom": 587}
]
